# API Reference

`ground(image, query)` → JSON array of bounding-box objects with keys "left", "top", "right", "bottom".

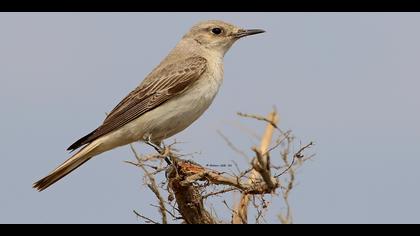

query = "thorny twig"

[
  {"left": 217, "top": 130, "right": 249, "bottom": 161},
  {"left": 275, "top": 142, "right": 314, "bottom": 178},
  {"left": 203, "top": 187, "right": 238, "bottom": 199},
  {"left": 133, "top": 210, "right": 160, "bottom": 224},
  {"left": 237, "top": 112, "right": 279, "bottom": 130},
  {"left": 130, "top": 144, "right": 168, "bottom": 224},
  {"left": 233, "top": 110, "right": 278, "bottom": 224},
  {"left": 129, "top": 109, "right": 314, "bottom": 224}
]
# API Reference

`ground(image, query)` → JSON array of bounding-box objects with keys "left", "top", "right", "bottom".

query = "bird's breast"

[
  {"left": 173, "top": 58, "right": 224, "bottom": 122},
  {"left": 125, "top": 59, "right": 224, "bottom": 142}
]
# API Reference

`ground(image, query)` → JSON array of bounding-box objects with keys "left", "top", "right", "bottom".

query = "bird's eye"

[{"left": 211, "top": 27, "right": 222, "bottom": 35}]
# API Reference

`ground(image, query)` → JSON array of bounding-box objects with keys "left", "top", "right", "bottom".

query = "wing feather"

[{"left": 67, "top": 56, "right": 207, "bottom": 151}]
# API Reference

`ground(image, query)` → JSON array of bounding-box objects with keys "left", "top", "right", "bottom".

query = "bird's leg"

[
  {"left": 145, "top": 138, "right": 163, "bottom": 153},
  {"left": 145, "top": 136, "right": 172, "bottom": 165}
]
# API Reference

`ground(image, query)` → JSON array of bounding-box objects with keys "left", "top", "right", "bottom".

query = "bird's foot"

[
  {"left": 145, "top": 136, "right": 172, "bottom": 165},
  {"left": 145, "top": 137, "right": 163, "bottom": 153}
]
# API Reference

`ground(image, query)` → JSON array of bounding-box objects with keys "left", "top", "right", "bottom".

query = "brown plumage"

[
  {"left": 33, "top": 20, "right": 264, "bottom": 191},
  {"left": 34, "top": 57, "right": 207, "bottom": 191},
  {"left": 67, "top": 56, "right": 207, "bottom": 151},
  {"left": 34, "top": 141, "right": 101, "bottom": 191}
]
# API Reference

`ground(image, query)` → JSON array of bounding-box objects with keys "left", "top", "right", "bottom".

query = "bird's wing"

[{"left": 67, "top": 56, "right": 207, "bottom": 151}]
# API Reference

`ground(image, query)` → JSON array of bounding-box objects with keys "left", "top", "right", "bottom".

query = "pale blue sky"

[{"left": 1, "top": 13, "right": 420, "bottom": 223}]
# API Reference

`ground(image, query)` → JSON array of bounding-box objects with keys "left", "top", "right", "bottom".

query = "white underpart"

[{"left": 93, "top": 54, "right": 224, "bottom": 155}]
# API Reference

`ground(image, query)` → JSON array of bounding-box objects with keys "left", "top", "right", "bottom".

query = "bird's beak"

[{"left": 233, "top": 29, "right": 266, "bottom": 38}]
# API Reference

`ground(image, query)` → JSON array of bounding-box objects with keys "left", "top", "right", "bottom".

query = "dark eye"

[{"left": 211, "top": 27, "right": 222, "bottom": 35}]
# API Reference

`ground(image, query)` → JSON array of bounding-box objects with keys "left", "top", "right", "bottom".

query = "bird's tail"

[{"left": 33, "top": 141, "right": 102, "bottom": 191}]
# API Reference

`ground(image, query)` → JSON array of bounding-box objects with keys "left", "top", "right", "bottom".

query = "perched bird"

[{"left": 33, "top": 20, "right": 265, "bottom": 191}]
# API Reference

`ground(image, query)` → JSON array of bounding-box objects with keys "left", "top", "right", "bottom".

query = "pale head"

[{"left": 183, "top": 20, "right": 265, "bottom": 55}]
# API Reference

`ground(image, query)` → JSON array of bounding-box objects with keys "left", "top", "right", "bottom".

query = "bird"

[{"left": 33, "top": 20, "right": 265, "bottom": 191}]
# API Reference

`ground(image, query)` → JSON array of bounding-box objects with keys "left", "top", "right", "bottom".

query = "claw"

[{"left": 144, "top": 135, "right": 172, "bottom": 166}]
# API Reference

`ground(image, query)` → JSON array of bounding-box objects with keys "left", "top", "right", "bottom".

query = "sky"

[{"left": 1, "top": 12, "right": 420, "bottom": 224}]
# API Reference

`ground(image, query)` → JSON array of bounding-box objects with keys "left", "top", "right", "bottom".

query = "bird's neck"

[{"left": 174, "top": 38, "right": 225, "bottom": 62}]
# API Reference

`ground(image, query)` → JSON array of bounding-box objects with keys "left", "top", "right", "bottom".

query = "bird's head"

[{"left": 183, "top": 20, "right": 265, "bottom": 56}]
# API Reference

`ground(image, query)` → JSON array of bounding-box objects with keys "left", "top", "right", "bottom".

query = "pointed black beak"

[{"left": 234, "top": 29, "right": 266, "bottom": 38}]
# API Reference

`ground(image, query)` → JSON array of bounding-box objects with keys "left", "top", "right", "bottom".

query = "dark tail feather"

[
  {"left": 34, "top": 142, "right": 100, "bottom": 191},
  {"left": 67, "top": 129, "right": 97, "bottom": 151}
]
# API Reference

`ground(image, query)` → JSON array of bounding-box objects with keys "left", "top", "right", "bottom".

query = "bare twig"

[
  {"left": 150, "top": 204, "right": 180, "bottom": 220},
  {"left": 237, "top": 112, "right": 279, "bottom": 129},
  {"left": 263, "top": 130, "right": 292, "bottom": 157},
  {"left": 233, "top": 110, "right": 279, "bottom": 224},
  {"left": 217, "top": 130, "right": 249, "bottom": 161},
  {"left": 133, "top": 210, "right": 160, "bottom": 224},
  {"left": 130, "top": 144, "right": 168, "bottom": 224},
  {"left": 222, "top": 200, "right": 237, "bottom": 215},
  {"left": 203, "top": 187, "right": 238, "bottom": 199},
  {"left": 252, "top": 147, "right": 276, "bottom": 190},
  {"left": 276, "top": 140, "right": 314, "bottom": 224},
  {"left": 129, "top": 109, "right": 313, "bottom": 224},
  {"left": 275, "top": 142, "right": 313, "bottom": 178}
]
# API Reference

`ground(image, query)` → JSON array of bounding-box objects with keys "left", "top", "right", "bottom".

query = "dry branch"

[
  {"left": 129, "top": 144, "right": 168, "bottom": 224},
  {"left": 233, "top": 111, "right": 279, "bottom": 224},
  {"left": 129, "top": 109, "right": 313, "bottom": 224}
]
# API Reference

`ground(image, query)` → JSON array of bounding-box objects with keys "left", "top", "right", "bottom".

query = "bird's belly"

[{"left": 122, "top": 73, "right": 223, "bottom": 143}]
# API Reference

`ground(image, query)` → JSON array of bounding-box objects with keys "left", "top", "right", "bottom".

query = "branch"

[
  {"left": 163, "top": 151, "right": 280, "bottom": 224},
  {"left": 130, "top": 144, "right": 168, "bottom": 224},
  {"left": 202, "top": 187, "right": 237, "bottom": 199},
  {"left": 237, "top": 112, "right": 279, "bottom": 130},
  {"left": 129, "top": 108, "right": 313, "bottom": 224},
  {"left": 166, "top": 155, "right": 218, "bottom": 224},
  {"left": 216, "top": 130, "right": 249, "bottom": 161},
  {"left": 233, "top": 110, "right": 279, "bottom": 224},
  {"left": 133, "top": 210, "right": 160, "bottom": 224},
  {"left": 275, "top": 142, "right": 314, "bottom": 178}
]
